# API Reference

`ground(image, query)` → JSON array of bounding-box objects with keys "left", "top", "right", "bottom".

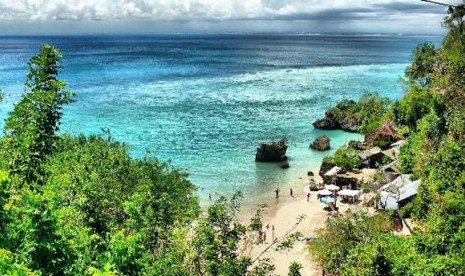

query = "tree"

[
  {"left": 405, "top": 43, "right": 437, "bottom": 86},
  {"left": 444, "top": 3, "right": 465, "bottom": 33},
  {"left": 191, "top": 192, "right": 251, "bottom": 276},
  {"left": 3, "top": 44, "right": 74, "bottom": 186}
]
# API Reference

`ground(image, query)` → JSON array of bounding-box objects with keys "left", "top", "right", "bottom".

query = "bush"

[
  {"left": 288, "top": 262, "right": 303, "bottom": 276},
  {"left": 324, "top": 146, "right": 362, "bottom": 170}
]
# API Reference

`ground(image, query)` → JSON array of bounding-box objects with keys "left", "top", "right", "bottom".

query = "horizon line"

[{"left": 0, "top": 31, "right": 446, "bottom": 38}]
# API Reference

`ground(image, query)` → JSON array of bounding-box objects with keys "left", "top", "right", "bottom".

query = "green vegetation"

[
  {"left": 325, "top": 92, "right": 392, "bottom": 134},
  {"left": 288, "top": 262, "right": 303, "bottom": 276},
  {"left": 311, "top": 4, "right": 465, "bottom": 274},
  {"left": 323, "top": 146, "right": 362, "bottom": 170}
]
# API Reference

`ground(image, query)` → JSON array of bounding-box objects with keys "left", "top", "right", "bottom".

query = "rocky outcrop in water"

[
  {"left": 312, "top": 99, "right": 363, "bottom": 132},
  {"left": 312, "top": 110, "right": 360, "bottom": 131},
  {"left": 255, "top": 138, "right": 288, "bottom": 162},
  {"left": 310, "top": 135, "right": 331, "bottom": 151},
  {"left": 312, "top": 115, "right": 340, "bottom": 130}
]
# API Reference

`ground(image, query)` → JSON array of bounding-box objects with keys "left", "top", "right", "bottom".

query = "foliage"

[
  {"left": 288, "top": 262, "right": 303, "bottom": 276},
  {"left": 276, "top": 232, "right": 303, "bottom": 251},
  {"left": 3, "top": 44, "right": 74, "bottom": 186},
  {"left": 249, "top": 258, "right": 275, "bottom": 276},
  {"left": 191, "top": 192, "right": 251, "bottom": 276},
  {"left": 0, "top": 248, "right": 35, "bottom": 275},
  {"left": 323, "top": 146, "right": 362, "bottom": 170},
  {"left": 314, "top": 6, "right": 465, "bottom": 275},
  {"left": 405, "top": 43, "right": 437, "bottom": 86},
  {"left": 326, "top": 92, "right": 392, "bottom": 133},
  {"left": 309, "top": 211, "right": 392, "bottom": 274},
  {"left": 392, "top": 84, "right": 444, "bottom": 132}
]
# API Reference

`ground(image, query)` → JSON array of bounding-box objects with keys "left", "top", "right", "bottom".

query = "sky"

[{"left": 0, "top": 0, "right": 462, "bottom": 35}]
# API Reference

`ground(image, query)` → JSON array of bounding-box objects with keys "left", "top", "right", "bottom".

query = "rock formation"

[
  {"left": 255, "top": 138, "right": 288, "bottom": 162},
  {"left": 310, "top": 135, "right": 331, "bottom": 151},
  {"left": 312, "top": 107, "right": 361, "bottom": 132}
]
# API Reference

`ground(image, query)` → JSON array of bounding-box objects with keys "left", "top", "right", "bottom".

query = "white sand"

[{"left": 240, "top": 177, "right": 372, "bottom": 275}]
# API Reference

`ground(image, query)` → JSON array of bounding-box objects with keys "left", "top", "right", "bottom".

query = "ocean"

[{"left": 0, "top": 34, "right": 443, "bottom": 203}]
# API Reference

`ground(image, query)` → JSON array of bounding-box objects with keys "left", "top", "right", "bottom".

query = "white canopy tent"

[
  {"left": 317, "top": 189, "right": 332, "bottom": 196},
  {"left": 338, "top": 189, "right": 362, "bottom": 203},
  {"left": 338, "top": 189, "right": 361, "bottom": 197}
]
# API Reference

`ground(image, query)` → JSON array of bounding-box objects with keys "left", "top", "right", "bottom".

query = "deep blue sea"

[{"left": 0, "top": 34, "right": 443, "bottom": 203}]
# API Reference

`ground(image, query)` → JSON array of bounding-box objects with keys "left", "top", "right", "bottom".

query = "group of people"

[{"left": 274, "top": 187, "right": 312, "bottom": 202}]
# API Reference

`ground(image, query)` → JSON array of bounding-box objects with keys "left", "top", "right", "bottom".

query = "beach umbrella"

[
  {"left": 326, "top": 197, "right": 336, "bottom": 203},
  {"left": 320, "top": 196, "right": 337, "bottom": 205},
  {"left": 319, "top": 196, "right": 336, "bottom": 204},
  {"left": 317, "top": 189, "right": 332, "bottom": 196},
  {"left": 325, "top": 184, "right": 340, "bottom": 191}
]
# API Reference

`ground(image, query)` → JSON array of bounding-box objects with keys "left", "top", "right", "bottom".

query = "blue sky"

[{"left": 0, "top": 0, "right": 461, "bottom": 35}]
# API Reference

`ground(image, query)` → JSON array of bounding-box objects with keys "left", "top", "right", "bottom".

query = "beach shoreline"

[
  {"left": 237, "top": 152, "right": 373, "bottom": 275},
  {"left": 236, "top": 166, "right": 324, "bottom": 275}
]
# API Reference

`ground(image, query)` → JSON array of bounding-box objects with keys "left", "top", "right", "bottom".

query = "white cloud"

[
  {"left": 0, "top": 0, "right": 448, "bottom": 21},
  {"left": 0, "top": 0, "right": 456, "bottom": 34}
]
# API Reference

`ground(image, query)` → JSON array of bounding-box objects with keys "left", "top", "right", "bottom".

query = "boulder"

[
  {"left": 307, "top": 171, "right": 314, "bottom": 176},
  {"left": 312, "top": 117, "right": 339, "bottom": 130},
  {"left": 339, "top": 117, "right": 360, "bottom": 132},
  {"left": 310, "top": 135, "right": 331, "bottom": 151},
  {"left": 279, "top": 161, "right": 290, "bottom": 169},
  {"left": 255, "top": 138, "right": 288, "bottom": 162}
]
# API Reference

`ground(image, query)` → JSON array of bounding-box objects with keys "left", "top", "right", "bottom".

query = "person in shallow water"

[
  {"left": 290, "top": 188, "right": 293, "bottom": 197},
  {"left": 274, "top": 188, "right": 280, "bottom": 198}
]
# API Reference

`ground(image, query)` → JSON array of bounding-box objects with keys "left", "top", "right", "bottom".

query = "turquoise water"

[{"left": 0, "top": 35, "right": 442, "bottom": 202}]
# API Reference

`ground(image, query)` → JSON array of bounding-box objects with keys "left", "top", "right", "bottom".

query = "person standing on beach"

[
  {"left": 274, "top": 188, "right": 280, "bottom": 198},
  {"left": 307, "top": 192, "right": 310, "bottom": 202},
  {"left": 272, "top": 225, "right": 275, "bottom": 242},
  {"left": 290, "top": 188, "right": 293, "bottom": 197}
]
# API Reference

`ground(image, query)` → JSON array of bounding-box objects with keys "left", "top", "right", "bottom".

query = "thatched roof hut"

[{"left": 366, "top": 121, "right": 397, "bottom": 148}]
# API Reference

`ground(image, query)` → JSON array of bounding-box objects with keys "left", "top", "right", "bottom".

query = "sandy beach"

[{"left": 239, "top": 172, "right": 372, "bottom": 275}]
